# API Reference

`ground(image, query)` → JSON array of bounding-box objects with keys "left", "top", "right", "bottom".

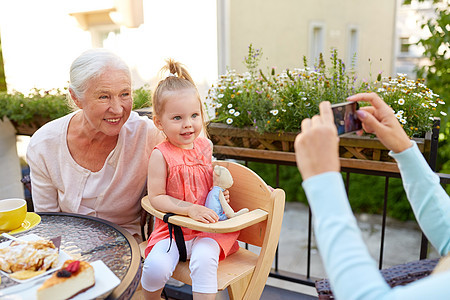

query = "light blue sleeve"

[
  {"left": 303, "top": 171, "right": 450, "bottom": 300},
  {"left": 390, "top": 141, "right": 450, "bottom": 255}
]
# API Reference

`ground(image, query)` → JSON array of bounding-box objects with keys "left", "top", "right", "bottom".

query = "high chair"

[{"left": 140, "top": 160, "right": 285, "bottom": 300}]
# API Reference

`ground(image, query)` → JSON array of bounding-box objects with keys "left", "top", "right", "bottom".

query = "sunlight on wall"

[{"left": 0, "top": 0, "right": 218, "bottom": 100}]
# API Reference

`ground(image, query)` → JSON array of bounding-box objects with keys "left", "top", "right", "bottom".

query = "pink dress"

[{"left": 144, "top": 137, "right": 239, "bottom": 260}]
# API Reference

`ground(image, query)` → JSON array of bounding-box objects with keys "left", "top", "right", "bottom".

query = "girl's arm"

[{"left": 147, "top": 149, "right": 218, "bottom": 223}]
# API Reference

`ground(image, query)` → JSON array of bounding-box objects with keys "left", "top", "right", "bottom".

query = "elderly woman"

[{"left": 26, "top": 49, "right": 163, "bottom": 238}]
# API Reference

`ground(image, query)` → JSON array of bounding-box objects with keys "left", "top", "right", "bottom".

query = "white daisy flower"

[
  {"left": 218, "top": 94, "right": 224, "bottom": 98},
  {"left": 377, "top": 88, "right": 386, "bottom": 93},
  {"left": 301, "top": 97, "right": 307, "bottom": 101},
  {"left": 421, "top": 103, "right": 429, "bottom": 108},
  {"left": 216, "top": 103, "right": 222, "bottom": 108},
  {"left": 400, "top": 119, "right": 407, "bottom": 124},
  {"left": 227, "top": 104, "right": 233, "bottom": 108},
  {"left": 234, "top": 111, "right": 240, "bottom": 117},
  {"left": 438, "top": 100, "right": 445, "bottom": 105},
  {"left": 287, "top": 102, "right": 294, "bottom": 107},
  {"left": 398, "top": 110, "right": 404, "bottom": 114},
  {"left": 395, "top": 113, "right": 402, "bottom": 119},
  {"left": 229, "top": 109, "right": 235, "bottom": 114},
  {"left": 226, "top": 118, "right": 233, "bottom": 124},
  {"left": 270, "top": 109, "right": 279, "bottom": 116},
  {"left": 429, "top": 103, "right": 437, "bottom": 107},
  {"left": 441, "top": 111, "right": 448, "bottom": 116}
]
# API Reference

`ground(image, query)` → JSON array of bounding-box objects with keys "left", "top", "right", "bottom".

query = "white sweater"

[{"left": 27, "top": 111, "right": 164, "bottom": 236}]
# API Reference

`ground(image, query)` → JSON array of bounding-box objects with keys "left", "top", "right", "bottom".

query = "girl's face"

[
  {"left": 154, "top": 89, "right": 203, "bottom": 149},
  {"left": 72, "top": 69, "right": 132, "bottom": 137}
]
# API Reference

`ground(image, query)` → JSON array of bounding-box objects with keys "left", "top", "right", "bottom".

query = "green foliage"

[
  {"left": 0, "top": 88, "right": 71, "bottom": 125},
  {"left": 0, "top": 86, "right": 153, "bottom": 126},
  {"left": 132, "top": 84, "right": 152, "bottom": 109},
  {"left": 207, "top": 45, "right": 445, "bottom": 137},
  {"left": 413, "top": 3, "right": 450, "bottom": 173},
  {"left": 0, "top": 35, "right": 6, "bottom": 92}
]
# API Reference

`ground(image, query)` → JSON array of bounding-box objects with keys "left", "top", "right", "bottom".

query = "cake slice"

[{"left": 37, "top": 260, "right": 95, "bottom": 300}]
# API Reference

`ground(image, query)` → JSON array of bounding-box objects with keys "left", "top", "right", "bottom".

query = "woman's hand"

[
  {"left": 187, "top": 204, "right": 219, "bottom": 223},
  {"left": 347, "top": 93, "right": 412, "bottom": 153},
  {"left": 294, "top": 101, "right": 340, "bottom": 180}
]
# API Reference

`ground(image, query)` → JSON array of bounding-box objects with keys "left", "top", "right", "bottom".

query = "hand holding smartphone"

[{"left": 331, "top": 102, "right": 362, "bottom": 135}]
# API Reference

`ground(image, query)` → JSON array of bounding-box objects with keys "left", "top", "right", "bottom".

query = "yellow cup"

[{"left": 0, "top": 198, "right": 27, "bottom": 232}]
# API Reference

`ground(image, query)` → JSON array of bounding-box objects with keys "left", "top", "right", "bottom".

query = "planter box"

[
  {"left": 207, "top": 123, "right": 435, "bottom": 173},
  {"left": 11, "top": 117, "right": 52, "bottom": 136}
]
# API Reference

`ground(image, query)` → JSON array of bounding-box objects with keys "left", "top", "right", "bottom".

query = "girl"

[{"left": 141, "top": 60, "right": 239, "bottom": 300}]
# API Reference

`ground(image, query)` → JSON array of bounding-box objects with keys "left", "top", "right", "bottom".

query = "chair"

[{"left": 140, "top": 160, "right": 286, "bottom": 300}]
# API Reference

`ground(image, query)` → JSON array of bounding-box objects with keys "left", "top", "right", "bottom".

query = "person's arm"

[
  {"left": 305, "top": 173, "right": 450, "bottom": 299},
  {"left": 296, "top": 101, "right": 450, "bottom": 299},
  {"left": 147, "top": 148, "right": 218, "bottom": 223},
  {"left": 348, "top": 92, "right": 450, "bottom": 255},
  {"left": 390, "top": 143, "right": 450, "bottom": 255},
  {"left": 26, "top": 147, "right": 60, "bottom": 212}
]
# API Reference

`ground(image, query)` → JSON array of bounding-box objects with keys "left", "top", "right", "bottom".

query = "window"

[
  {"left": 347, "top": 27, "right": 359, "bottom": 68},
  {"left": 400, "top": 37, "right": 410, "bottom": 53},
  {"left": 309, "top": 23, "right": 324, "bottom": 63},
  {"left": 90, "top": 25, "right": 121, "bottom": 48}
]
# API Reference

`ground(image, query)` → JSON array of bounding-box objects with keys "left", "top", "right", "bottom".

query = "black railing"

[{"left": 214, "top": 119, "right": 450, "bottom": 290}]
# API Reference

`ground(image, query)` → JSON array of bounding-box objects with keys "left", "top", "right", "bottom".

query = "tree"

[
  {"left": 0, "top": 35, "right": 6, "bottom": 92},
  {"left": 403, "top": 0, "right": 449, "bottom": 174}
]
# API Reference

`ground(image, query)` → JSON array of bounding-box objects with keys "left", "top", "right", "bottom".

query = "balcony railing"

[{"left": 212, "top": 120, "right": 450, "bottom": 292}]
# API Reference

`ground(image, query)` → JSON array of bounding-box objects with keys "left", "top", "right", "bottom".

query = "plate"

[
  {"left": 0, "top": 233, "right": 71, "bottom": 283},
  {"left": 7, "top": 212, "right": 41, "bottom": 235},
  {"left": 1, "top": 260, "right": 120, "bottom": 300}
]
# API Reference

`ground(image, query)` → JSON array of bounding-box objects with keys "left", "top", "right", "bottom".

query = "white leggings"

[{"left": 141, "top": 237, "right": 220, "bottom": 294}]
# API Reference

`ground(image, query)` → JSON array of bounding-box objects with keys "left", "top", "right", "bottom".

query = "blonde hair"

[{"left": 152, "top": 59, "right": 207, "bottom": 131}]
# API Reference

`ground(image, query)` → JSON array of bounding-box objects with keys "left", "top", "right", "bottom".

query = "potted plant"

[{"left": 205, "top": 45, "right": 446, "bottom": 172}]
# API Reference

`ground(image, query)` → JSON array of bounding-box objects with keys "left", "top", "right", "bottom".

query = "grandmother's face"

[{"left": 77, "top": 68, "right": 132, "bottom": 136}]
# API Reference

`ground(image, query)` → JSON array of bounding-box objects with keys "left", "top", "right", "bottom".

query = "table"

[{"left": 0, "top": 212, "right": 142, "bottom": 300}]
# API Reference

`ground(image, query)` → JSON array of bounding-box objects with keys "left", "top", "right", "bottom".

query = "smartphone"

[{"left": 331, "top": 102, "right": 362, "bottom": 135}]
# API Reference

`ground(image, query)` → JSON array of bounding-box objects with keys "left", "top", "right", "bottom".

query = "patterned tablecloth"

[{"left": 0, "top": 213, "right": 142, "bottom": 300}]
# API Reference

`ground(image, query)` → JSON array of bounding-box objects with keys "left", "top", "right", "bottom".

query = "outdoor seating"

[{"left": 140, "top": 160, "right": 286, "bottom": 300}]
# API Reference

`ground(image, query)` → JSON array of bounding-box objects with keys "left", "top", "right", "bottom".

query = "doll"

[{"left": 205, "top": 165, "right": 249, "bottom": 221}]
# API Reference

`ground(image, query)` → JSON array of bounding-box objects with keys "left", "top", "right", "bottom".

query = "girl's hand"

[
  {"left": 347, "top": 93, "right": 412, "bottom": 153},
  {"left": 223, "top": 189, "right": 230, "bottom": 203},
  {"left": 187, "top": 204, "right": 219, "bottom": 223}
]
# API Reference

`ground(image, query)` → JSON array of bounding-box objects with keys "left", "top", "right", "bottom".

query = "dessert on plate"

[
  {"left": 37, "top": 260, "right": 95, "bottom": 300},
  {"left": 0, "top": 239, "right": 58, "bottom": 279}
]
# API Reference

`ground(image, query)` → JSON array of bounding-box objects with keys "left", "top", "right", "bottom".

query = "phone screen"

[{"left": 331, "top": 102, "right": 362, "bottom": 135}]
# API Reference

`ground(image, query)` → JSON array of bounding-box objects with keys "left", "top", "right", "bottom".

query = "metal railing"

[{"left": 214, "top": 120, "right": 450, "bottom": 289}]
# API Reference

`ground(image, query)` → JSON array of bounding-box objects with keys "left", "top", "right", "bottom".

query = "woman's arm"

[
  {"left": 147, "top": 149, "right": 218, "bottom": 223},
  {"left": 305, "top": 172, "right": 450, "bottom": 300},
  {"left": 391, "top": 143, "right": 450, "bottom": 255},
  {"left": 26, "top": 148, "right": 60, "bottom": 212}
]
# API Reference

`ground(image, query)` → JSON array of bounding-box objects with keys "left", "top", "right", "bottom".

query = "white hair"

[{"left": 69, "top": 49, "right": 131, "bottom": 99}]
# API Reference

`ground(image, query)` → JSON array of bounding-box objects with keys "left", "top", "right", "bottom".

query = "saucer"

[{"left": 7, "top": 212, "right": 41, "bottom": 235}]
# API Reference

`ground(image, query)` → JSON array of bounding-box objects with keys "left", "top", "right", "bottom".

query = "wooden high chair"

[{"left": 140, "top": 160, "right": 285, "bottom": 300}]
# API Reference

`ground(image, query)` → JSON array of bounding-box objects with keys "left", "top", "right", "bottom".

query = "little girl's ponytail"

[{"left": 152, "top": 59, "right": 206, "bottom": 134}]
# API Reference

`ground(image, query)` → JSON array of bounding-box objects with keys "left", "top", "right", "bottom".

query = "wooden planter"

[
  {"left": 207, "top": 122, "right": 434, "bottom": 173},
  {"left": 12, "top": 117, "right": 52, "bottom": 136}
]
